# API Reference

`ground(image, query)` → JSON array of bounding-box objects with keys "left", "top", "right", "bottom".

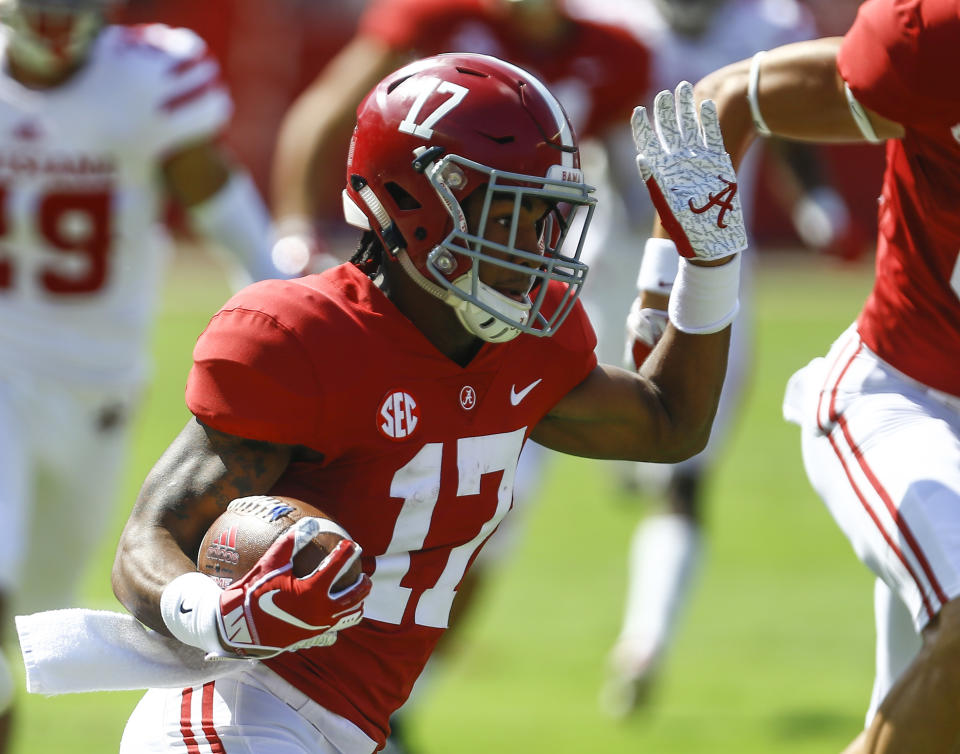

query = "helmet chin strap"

[{"left": 397, "top": 248, "right": 449, "bottom": 300}]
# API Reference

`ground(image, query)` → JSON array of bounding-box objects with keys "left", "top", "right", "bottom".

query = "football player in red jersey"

[
  {"left": 269, "top": 5, "right": 655, "bottom": 747},
  {"left": 111, "top": 53, "right": 746, "bottom": 752},
  {"left": 676, "top": 0, "right": 960, "bottom": 750}
]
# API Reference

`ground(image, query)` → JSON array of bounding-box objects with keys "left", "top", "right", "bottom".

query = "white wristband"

[
  {"left": 747, "top": 51, "right": 772, "bottom": 137},
  {"left": 668, "top": 255, "right": 741, "bottom": 334},
  {"left": 160, "top": 571, "right": 224, "bottom": 654},
  {"left": 636, "top": 238, "right": 680, "bottom": 294}
]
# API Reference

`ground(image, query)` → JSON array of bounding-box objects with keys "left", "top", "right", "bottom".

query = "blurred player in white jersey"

[
  {"left": 0, "top": 0, "right": 277, "bottom": 747},
  {"left": 566, "top": 0, "right": 856, "bottom": 716}
]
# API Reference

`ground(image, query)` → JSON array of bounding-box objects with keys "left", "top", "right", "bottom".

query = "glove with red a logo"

[
  {"left": 632, "top": 81, "right": 747, "bottom": 261},
  {"left": 624, "top": 299, "right": 669, "bottom": 370},
  {"left": 215, "top": 517, "right": 371, "bottom": 658}
]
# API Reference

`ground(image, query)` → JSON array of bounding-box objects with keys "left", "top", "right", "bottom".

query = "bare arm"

[
  {"left": 162, "top": 140, "right": 277, "bottom": 285},
  {"left": 532, "top": 324, "right": 730, "bottom": 462},
  {"left": 694, "top": 37, "right": 904, "bottom": 170},
  {"left": 161, "top": 140, "right": 232, "bottom": 207},
  {"left": 647, "top": 38, "right": 904, "bottom": 245},
  {"left": 112, "top": 418, "right": 294, "bottom": 635},
  {"left": 269, "top": 35, "right": 406, "bottom": 223}
]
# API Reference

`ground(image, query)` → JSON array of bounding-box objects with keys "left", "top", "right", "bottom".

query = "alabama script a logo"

[{"left": 689, "top": 176, "right": 738, "bottom": 228}]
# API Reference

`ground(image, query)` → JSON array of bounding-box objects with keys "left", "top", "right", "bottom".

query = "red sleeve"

[
  {"left": 566, "top": 299, "right": 599, "bottom": 382},
  {"left": 547, "top": 287, "right": 598, "bottom": 386},
  {"left": 186, "top": 303, "right": 323, "bottom": 447},
  {"left": 838, "top": 0, "right": 960, "bottom": 127}
]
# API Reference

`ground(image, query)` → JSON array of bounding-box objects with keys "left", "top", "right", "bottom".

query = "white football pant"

[
  {"left": 0, "top": 369, "right": 138, "bottom": 612},
  {"left": 785, "top": 323, "right": 960, "bottom": 725},
  {"left": 120, "top": 664, "right": 377, "bottom": 753},
  {"left": 867, "top": 578, "right": 921, "bottom": 726}
]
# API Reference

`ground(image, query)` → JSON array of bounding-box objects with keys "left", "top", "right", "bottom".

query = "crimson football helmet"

[
  {"left": 0, "top": 0, "right": 112, "bottom": 76},
  {"left": 344, "top": 53, "right": 596, "bottom": 343}
]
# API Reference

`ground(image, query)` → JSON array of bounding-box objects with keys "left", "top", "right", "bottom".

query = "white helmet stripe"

[{"left": 470, "top": 54, "right": 574, "bottom": 168}]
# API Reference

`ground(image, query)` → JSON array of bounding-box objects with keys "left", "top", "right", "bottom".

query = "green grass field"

[{"left": 10, "top": 250, "right": 878, "bottom": 753}]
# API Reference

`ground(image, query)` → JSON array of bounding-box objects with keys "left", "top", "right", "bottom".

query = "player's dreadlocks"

[{"left": 350, "top": 231, "right": 385, "bottom": 278}]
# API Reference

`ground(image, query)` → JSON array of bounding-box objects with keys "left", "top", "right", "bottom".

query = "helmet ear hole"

[{"left": 414, "top": 227, "right": 427, "bottom": 240}]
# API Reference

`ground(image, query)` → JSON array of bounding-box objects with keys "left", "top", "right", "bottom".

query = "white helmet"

[{"left": 0, "top": 0, "right": 111, "bottom": 76}]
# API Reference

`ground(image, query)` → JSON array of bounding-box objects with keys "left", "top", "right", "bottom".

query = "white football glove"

[
  {"left": 632, "top": 81, "right": 748, "bottom": 261},
  {"left": 624, "top": 299, "right": 668, "bottom": 369}
]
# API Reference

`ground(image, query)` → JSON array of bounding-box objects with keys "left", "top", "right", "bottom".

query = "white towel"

[{"left": 15, "top": 608, "right": 254, "bottom": 695}]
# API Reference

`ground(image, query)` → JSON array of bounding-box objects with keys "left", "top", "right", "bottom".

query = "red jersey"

[
  {"left": 358, "top": 0, "right": 650, "bottom": 138},
  {"left": 185, "top": 264, "right": 597, "bottom": 746},
  {"left": 838, "top": 0, "right": 960, "bottom": 396}
]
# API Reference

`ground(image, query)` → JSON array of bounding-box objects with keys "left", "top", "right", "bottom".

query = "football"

[{"left": 196, "top": 494, "right": 361, "bottom": 590}]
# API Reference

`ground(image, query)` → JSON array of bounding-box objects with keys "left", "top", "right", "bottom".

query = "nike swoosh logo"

[
  {"left": 258, "top": 590, "right": 332, "bottom": 631},
  {"left": 510, "top": 378, "right": 542, "bottom": 406},
  {"left": 179, "top": 604, "right": 193, "bottom": 614}
]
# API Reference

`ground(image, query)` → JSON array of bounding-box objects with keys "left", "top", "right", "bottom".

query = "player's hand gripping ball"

[{"left": 197, "top": 495, "right": 370, "bottom": 658}]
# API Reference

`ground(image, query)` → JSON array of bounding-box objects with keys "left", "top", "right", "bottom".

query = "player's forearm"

[
  {"left": 638, "top": 325, "right": 730, "bottom": 460},
  {"left": 533, "top": 323, "right": 728, "bottom": 463},
  {"left": 112, "top": 426, "right": 227, "bottom": 634},
  {"left": 112, "top": 420, "right": 294, "bottom": 634},
  {"left": 112, "top": 520, "right": 197, "bottom": 636},
  {"left": 270, "top": 86, "right": 344, "bottom": 221},
  {"left": 270, "top": 37, "right": 401, "bottom": 222},
  {"left": 695, "top": 37, "right": 902, "bottom": 168}
]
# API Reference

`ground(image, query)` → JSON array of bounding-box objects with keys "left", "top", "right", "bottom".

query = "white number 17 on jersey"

[{"left": 365, "top": 428, "right": 525, "bottom": 629}]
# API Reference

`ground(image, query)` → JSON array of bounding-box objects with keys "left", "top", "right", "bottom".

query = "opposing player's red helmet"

[{"left": 344, "top": 53, "right": 595, "bottom": 342}]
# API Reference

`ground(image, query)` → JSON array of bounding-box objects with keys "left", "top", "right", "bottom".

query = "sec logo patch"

[{"left": 378, "top": 390, "right": 420, "bottom": 440}]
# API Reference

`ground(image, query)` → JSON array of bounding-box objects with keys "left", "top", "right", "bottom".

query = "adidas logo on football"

[{"left": 205, "top": 526, "right": 240, "bottom": 565}]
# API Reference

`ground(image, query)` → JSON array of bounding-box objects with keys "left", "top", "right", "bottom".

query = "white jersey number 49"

[{"left": 0, "top": 185, "right": 113, "bottom": 295}]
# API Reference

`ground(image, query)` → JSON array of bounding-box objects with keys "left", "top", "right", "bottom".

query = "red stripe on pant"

[
  {"left": 180, "top": 683, "right": 226, "bottom": 753},
  {"left": 828, "top": 414, "right": 946, "bottom": 621},
  {"left": 201, "top": 682, "right": 226, "bottom": 753},
  {"left": 838, "top": 413, "right": 948, "bottom": 606},
  {"left": 180, "top": 687, "right": 201, "bottom": 754},
  {"left": 817, "top": 338, "right": 860, "bottom": 434}
]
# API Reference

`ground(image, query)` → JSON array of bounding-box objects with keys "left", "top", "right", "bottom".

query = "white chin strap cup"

[{"left": 450, "top": 273, "right": 529, "bottom": 343}]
